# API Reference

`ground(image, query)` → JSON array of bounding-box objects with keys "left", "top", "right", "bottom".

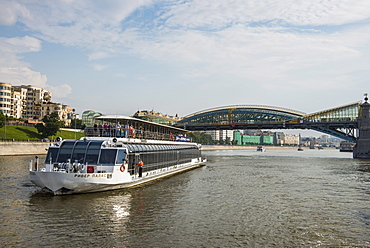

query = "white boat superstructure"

[{"left": 30, "top": 137, "right": 206, "bottom": 195}]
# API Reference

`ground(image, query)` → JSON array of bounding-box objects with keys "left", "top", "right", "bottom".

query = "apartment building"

[
  {"left": 0, "top": 82, "right": 11, "bottom": 116},
  {"left": 202, "top": 130, "right": 234, "bottom": 142},
  {"left": 274, "top": 132, "right": 300, "bottom": 145},
  {"left": 0, "top": 82, "right": 73, "bottom": 125}
]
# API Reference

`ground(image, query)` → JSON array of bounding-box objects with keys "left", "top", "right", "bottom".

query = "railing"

[
  {"left": 0, "top": 138, "right": 52, "bottom": 142},
  {"left": 4, "top": 121, "right": 36, "bottom": 127},
  {"left": 84, "top": 127, "right": 174, "bottom": 141}
]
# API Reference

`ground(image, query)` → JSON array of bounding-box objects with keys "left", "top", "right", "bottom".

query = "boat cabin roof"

[
  {"left": 85, "top": 115, "right": 189, "bottom": 142},
  {"left": 95, "top": 115, "right": 187, "bottom": 133}
]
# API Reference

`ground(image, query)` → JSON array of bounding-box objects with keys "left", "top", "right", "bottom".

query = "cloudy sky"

[{"left": 0, "top": 0, "right": 369, "bottom": 119}]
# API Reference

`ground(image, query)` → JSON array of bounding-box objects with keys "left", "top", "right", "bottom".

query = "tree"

[
  {"left": 70, "top": 118, "right": 85, "bottom": 129},
  {"left": 0, "top": 111, "right": 5, "bottom": 129},
  {"left": 35, "top": 112, "right": 64, "bottom": 138},
  {"left": 187, "top": 131, "right": 214, "bottom": 144}
]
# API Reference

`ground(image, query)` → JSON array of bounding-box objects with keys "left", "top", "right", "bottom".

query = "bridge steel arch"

[
  {"left": 175, "top": 102, "right": 361, "bottom": 142},
  {"left": 176, "top": 105, "right": 305, "bottom": 129}
]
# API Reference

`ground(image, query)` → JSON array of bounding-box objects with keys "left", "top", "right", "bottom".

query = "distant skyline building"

[
  {"left": 234, "top": 130, "right": 301, "bottom": 146},
  {"left": 202, "top": 130, "right": 234, "bottom": 142},
  {"left": 0, "top": 82, "right": 74, "bottom": 125},
  {"left": 274, "top": 132, "right": 300, "bottom": 146}
]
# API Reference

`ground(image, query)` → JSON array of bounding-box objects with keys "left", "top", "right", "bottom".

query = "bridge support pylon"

[{"left": 353, "top": 94, "right": 370, "bottom": 159}]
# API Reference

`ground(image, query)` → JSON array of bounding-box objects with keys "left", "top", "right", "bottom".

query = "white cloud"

[
  {"left": 0, "top": 67, "right": 47, "bottom": 87},
  {"left": 0, "top": 36, "right": 46, "bottom": 86},
  {"left": 0, "top": 36, "right": 41, "bottom": 54},
  {"left": 0, "top": 35, "right": 72, "bottom": 97},
  {"left": 0, "top": 1, "right": 31, "bottom": 25},
  {"left": 46, "top": 84, "right": 72, "bottom": 98},
  {"left": 2, "top": 0, "right": 370, "bottom": 105},
  {"left": 92, "top": 64, "right": 109, "bottom": 71},
  {"left": 162, "top": 0, "right": 370, "bottom": 28},
  {"left": 7, "top": 0, "right": 153, "bottom": 50},
  {"left": 88, "top": 51, "right": 111, "bottom": 61},
  {"left": 132, "top": 24, "right": 364, "bottom": 88}
]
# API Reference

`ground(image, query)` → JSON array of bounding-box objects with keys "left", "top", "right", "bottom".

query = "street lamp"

[
  {"left": 73, "top": 109, "right": 76, "bottom": 140},
  {"left": 3, "top": 114, "right": 6, "bottom": 140}
]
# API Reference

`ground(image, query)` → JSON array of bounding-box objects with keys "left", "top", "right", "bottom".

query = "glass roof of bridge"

[
  {"left": 178, "top": 105, "right": 306, "bottom": 125},
  {"left": 178, "top": 102, "right": 362, "bottom": 126},
  {"left": 299, "top": 101, "right": 361, "bottom": 123}
]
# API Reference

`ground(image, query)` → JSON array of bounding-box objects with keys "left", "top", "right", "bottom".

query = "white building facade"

[
  {"left": 202, "top": 130, "right": 234, "bottom": 142},
  {"left": 0, "top": 82, "right": 73, "bottom": 125},
  {"left": 275, "top": 132, "right": 300, "bottom": 145}
]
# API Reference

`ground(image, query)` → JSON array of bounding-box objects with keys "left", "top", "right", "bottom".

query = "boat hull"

[{"left": 30, "top": 159, "right": 206, "bottom": 195}]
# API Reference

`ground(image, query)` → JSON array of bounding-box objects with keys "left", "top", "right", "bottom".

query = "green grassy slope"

[{"left": 0, "top": 125, "right": 84, "bottom": 140}]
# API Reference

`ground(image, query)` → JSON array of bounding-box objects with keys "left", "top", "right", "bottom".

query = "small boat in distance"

[
  {"left": 29, "top": 116, "right": 206, "bottom": 195},
  {"left": 257, "top": 145, "right": 266, "bottom": 152},
  {"left": 297, "top": 146, "right": 303, "bottom": 151}
]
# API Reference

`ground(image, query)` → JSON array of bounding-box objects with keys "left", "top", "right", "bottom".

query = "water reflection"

[{"left": 27, "top": 190, "right": 133, "bottom": 247}]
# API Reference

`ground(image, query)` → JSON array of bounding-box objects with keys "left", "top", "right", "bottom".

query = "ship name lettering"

[
  {"left": 74, "top": 174, "right": 90, "bottom": 178},
  {"left": 92, "top": 174, "right": 106, "bottom": 178}
]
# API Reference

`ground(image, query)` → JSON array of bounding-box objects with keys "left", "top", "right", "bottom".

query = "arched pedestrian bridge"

[{"left": 175, "top": 102, "right": 362, "bottom": 142}]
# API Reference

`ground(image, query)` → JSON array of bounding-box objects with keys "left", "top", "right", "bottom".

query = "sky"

[{"left": 1, "top": 0, "right": 369, "bottom": 122}]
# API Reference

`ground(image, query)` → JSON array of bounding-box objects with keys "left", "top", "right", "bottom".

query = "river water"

[{"left": 0, "top": 148, "right": 369, "bottom": 247}]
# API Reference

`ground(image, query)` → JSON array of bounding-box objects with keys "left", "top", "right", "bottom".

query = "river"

[{"left": 0, "top": 148, "right": 369, "bottom": 247}]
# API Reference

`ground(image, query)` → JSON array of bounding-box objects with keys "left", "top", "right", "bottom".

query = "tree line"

[{"left": 1, "top": 111, "right": 218, "bottom": 144}]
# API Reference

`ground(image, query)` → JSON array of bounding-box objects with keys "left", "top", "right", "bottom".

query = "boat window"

[
  {"left": 71, "top": 141, "right": 89, "bottom": 163},
  {"left": 127, "top": 144, "right": 135, "bottom": 153},
  {"left": 99, "top": 149, "right": 117, "bottom": 165},
  {"left": 116, "top": 149, "right": 127, "bottom": 164},
  {"left": 57, "top": 141, "right": 75, "bottom": 162},
  {"left": 140, "top": 145, "right": 145, "bottom": 152},
  {"left": 134, "top": 144, "right": 142, "bottom": 152},
  {"left": 45, "top": 147, "right": 59, "bottom": 163},
  {"left": 130, "top": 144, "right": 137, "bottom": 152},
  {"left": 85, "top": 141, "right": 103, "bottom": 165}
]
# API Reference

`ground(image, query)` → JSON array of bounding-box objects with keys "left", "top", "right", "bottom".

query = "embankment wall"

[{"left": 0, "top": 142, "right": 49, "bottom": 156}]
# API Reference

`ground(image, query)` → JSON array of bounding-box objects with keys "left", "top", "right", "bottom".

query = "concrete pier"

[{"left": 353, "top": 94, "right": 370, "bottom": 158}]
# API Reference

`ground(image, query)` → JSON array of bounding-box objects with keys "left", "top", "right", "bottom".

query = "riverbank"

[
  {"left": 0, "top": 142, "right": 333, "bottom": 155},
  {"left": 201, "top": 145, "right": 307, "bottom": 151}
]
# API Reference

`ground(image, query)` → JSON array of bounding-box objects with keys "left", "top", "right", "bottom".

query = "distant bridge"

[{"left": 175, "top": 102, "right": 361, "bottom": 142}]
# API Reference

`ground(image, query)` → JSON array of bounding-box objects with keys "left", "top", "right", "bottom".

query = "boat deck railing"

[{"left": 84, "top": 127, "right": 177, "bottom": 141}]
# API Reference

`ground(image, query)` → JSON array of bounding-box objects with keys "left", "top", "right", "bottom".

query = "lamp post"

[
  {"left": 3, "top": 114, "right": 6, "bottom": 140},
  {"left": 73, "top": 109, "right": 76, "bottom": 140}
]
